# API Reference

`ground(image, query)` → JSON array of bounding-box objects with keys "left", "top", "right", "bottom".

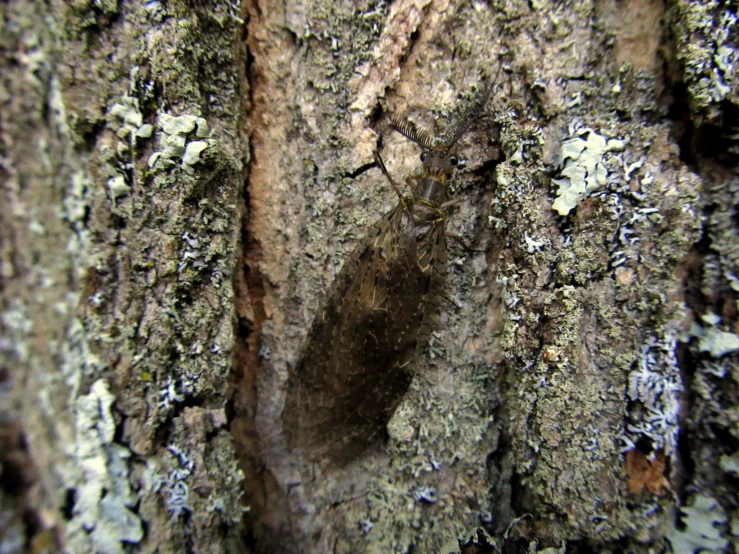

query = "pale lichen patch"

[
  {"left": 667, "top": 495, "right": 729, "bottom": 554},
  {"left": 148, "top": 113, "right": 212, "bottom": 173},
  {"left": 688, "top": 314, "right": 739, "bottom": 357},
  {"left": 551, "top": 126, "right": 626, "bottom": 216},
  {"left": 625, "top": 329, "right": 683, "bottom": 459},
  {"left": 64, "top": 380, "right": 144, "bottom": 554}
]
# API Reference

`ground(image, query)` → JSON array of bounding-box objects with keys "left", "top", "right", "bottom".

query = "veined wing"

[{"left": 284, "top": 202, "right": 448, "bottom": 466}]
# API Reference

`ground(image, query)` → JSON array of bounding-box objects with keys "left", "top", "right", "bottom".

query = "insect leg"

[
  {"left": 446, "top": 231, "right": 485, "bottom": 253},
  {"left": 440, "top": 198, "right": 463, "bottom": 209},
  {"left": 373, "top": 150, "right": 404, "bottom": 200}
]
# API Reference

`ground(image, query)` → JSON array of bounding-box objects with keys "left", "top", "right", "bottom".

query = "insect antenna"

[
  {"left": 438, "top": 63, "right": 504, "bottom": 151},
  {"left": 390, "top": 115, "right": 434, "bottom": 150}
]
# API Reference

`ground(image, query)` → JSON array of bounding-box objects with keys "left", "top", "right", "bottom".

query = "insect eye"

[
  {"left": 420, "top": 151, "right": 428, "bottom": 162},
  {"left": 450, "top": 155, "right": 458, "bottom": 166}
]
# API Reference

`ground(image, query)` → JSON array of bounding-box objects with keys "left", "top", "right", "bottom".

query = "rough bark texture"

[
  {"left": 1, "top": 0, "right": 738, "bottom": 553},
  {"left": 0, "top": 1, "right": 248, "bottom": 552}
]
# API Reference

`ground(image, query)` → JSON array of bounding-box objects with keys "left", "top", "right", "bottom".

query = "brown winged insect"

[{"left": 284, "top": 74, "right": 497, "bottom": 467}]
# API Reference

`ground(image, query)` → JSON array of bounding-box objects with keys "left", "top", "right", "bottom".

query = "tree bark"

[{"left": 1, "top": 0, "right": 738, "bottom": 553}]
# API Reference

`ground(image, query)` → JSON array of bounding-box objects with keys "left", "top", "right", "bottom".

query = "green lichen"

[{"left": 147, "top": 112, "right": 212, "bottom": 174}]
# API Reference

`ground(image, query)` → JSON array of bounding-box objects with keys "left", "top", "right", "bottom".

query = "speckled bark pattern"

[
  {"left": 1, "top": 1, "right": 247, "bottom": 552},
  {"left": 2, "top": 0, "right": 739, "bottom": 553}
]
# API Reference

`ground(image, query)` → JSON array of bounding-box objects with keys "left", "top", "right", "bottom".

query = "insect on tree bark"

[{"left": 283, "top": 73, "right": 498, "bottom": 467}]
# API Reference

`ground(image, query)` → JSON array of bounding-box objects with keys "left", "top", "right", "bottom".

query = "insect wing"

[{"left": 285, "top": 204, "right": 448, "bottom": 465}]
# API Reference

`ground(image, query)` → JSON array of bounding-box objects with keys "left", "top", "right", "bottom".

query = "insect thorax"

[{"left": 410, "top": 174, "right": 449, "bottom": 207}]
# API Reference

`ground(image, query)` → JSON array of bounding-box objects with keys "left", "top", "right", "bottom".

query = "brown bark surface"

[{"left": 1, "top": 0, "right": 738, "bottom": 553}]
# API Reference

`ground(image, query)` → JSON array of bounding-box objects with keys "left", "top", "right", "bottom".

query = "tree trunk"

[{"left": 1, "top": 0, "right": 737, "bottom": 553}]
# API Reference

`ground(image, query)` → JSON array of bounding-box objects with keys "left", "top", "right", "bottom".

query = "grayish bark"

[
  {"left": 1, "top": 1, "right": 247, "bottom": 552},
  {"left": 1, "top": 0, "right": 738, "bottom": 553}
]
